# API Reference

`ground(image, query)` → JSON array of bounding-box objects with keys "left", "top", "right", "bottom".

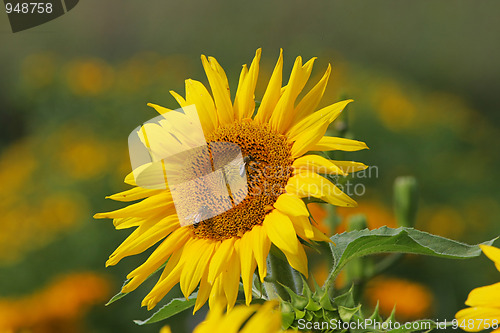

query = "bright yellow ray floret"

[
  {"left": 160, "top": 301, "right": 291, "bottom": 333},
  {"left": 456, "top": 245, "right": 500, "bottom": 332}
]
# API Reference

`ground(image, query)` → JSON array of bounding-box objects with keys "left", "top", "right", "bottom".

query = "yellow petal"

[
  {"left": 293, "top": 64, "right": 332, "bottom": 122},
  {"left": 106, "top": 187, "right": 163, "bottom": 202},
  {"left": 94, "top": 191, "right": 173, "bottom": 219},
  {"left": 222, "top": 248, "right": 241, "bottom": 311},
  {"left": 288, "top": 214, "right": 315, "bottom": 240},
  {"left": 288, "top": 100, "right": 353, "bottom": 141},
  {"left": 208, "top": 238, "right": 235, "bottom": 283},
  {"left": 281, "top": 241, "right": 309, "bottom": 277},
  {"left": 160, "top": 326, "right": 172, "bottom": 333},
  {"left": 218, "top": 306, "right": 258, "bottom": 332},
  {"left": 273, "top": 193, "right": 309, "bottom": 217},
  {"left": 170, "top": 90, "right": 187, "bottom": 107},
  {"left": 142, "top": 255, "right": 183, "bottom": 310},
  {"left": 241, "top": 301, "right": 282, "bottom": 333},
  {"left": 124, "top": 171, "right": 137, "bottom": 186},
  {"left": 251, "top": 225, "right": 270, "bottom": 282},
  {"left": 121, "top": 227, "right": 190, "bottom": 293},
  {"left": 286, "top": 171, "right": 357, "bottom": 207},
  {"left": 293, "top": 154, "right": 346, "bottom": 176},
  {"left": 209, "top": 276, "right": 227, "bottom": 312},
  {"left": 180, "top": 239, "right": 216, "bottom": 299},
  {"left": 137, "top": 248, "right": 184, "bottom": 307},
  {"left": 234, "top": 49, "right": 261, "bottom": 120},
  {"left": 234, "top": 64, "right": 248, "bottom": 114},
  {"left": 185, "top": 79, "right": 218, "bottom": 132},
  {"left": 465, "top": 282, "right": 500, "bottom": 307},
  {"left": 238, "top": 231, "right": 257, "bottom": 305},
  {"left": 113, "top": 216, "right": 144, "bottom": 230},
  {"left": 193, "top": 264, "right": 211, "bottom": 313},
  {"left": 311, "top": 136, "right": 369, "bottom": 152},
  {"left": 201, "top": 55, "right": 234, "bottom": 124},
  {"left": 456, "top": 307, "right": 500, "bottom": 332},
  {"left": 255, "top": 49, "right": 283, "bottom": 124},
  {"left": 106, "top": 215, "right": 179, "bottom": 266},
  {"left": 290, "top": 125, "right": 330, "bottom": 158},
  {"left": 480, "top": 245, "right": 500, "bottom": 272},
  {"left": 331, "top": 160, "right": 369, "bottom": 174},
  {"left": 269, "top": 56, "right": 315, "bottom": 133},
  {"left": 311, "top": 225, "right": 333, "bottom": 242},
  {"left": 147, "top": 102, "right": 174, "bottom": 115},
  {"left": 263, "top": 210, "right": 299, "bottom": 255}
]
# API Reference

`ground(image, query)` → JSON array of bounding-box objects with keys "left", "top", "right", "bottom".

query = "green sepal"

[
  {"left": 278, "top": 283, "right": 308, "bottom": 310},
  {"left": 301, "top": 275, "right": 313, "bottom": 298},
  {"left": 323, "top": 308, "right": 340, "bottom": 323},
  {"left": 280, "top": 301, "right": 295, "bottom": 329},
  {"left": 334, "top": 284, "right": 356, "bottom": 308},
  {"left": 294, "top": 307, "right": 306, "bottom": 319},
  {"left": 368, "top": 301, "right": 383, "bottom": 323},
  {"left": 319, "top": 288, "right": 336, "bottom": 311},
  {"left": 305, "top": 298, "right": 322, "bottom": 312},
  {"left": 384, "top": 305, "right": 397, "bottom": 325},
  {"left": 304, "top": 310, "right": 314, "bottom": 321},
  {"left": 338, "top": 304, "right": 362, "bottom": 323}
]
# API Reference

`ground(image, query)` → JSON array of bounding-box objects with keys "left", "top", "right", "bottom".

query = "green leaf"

[
  {"left": 134, "top": 297, "right": 197, "bottom": 325},
  {"left": 105, "top": 278, "right": 131, "bottom": 306},
  {"left": 325, "top": 226, "right": 497, "bottom": 286}
]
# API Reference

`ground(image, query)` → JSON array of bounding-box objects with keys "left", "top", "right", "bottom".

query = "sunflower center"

[{"left": 189, "top": 120, "right": 293, "bottom": 240}]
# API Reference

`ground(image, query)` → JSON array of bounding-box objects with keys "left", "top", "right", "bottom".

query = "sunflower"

[
  {"left": 95, "top": 49, "right": 368, "bottom": 312},
  {"left": 456, "top": 245, "right": 500, "bottom": 332},
  {"left": 160, "top": 301, "right": 290, "bottom": 333}
]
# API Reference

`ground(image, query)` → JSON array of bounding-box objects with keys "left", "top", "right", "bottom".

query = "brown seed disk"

[{"left": 189, "top": 120, "right": 293, "bottom": 241}]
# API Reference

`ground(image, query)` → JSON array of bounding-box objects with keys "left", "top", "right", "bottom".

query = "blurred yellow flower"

[
  {"left": 0, "top": 272, "right": 110, "bottom": 332},
  {"left": 0, "top": 137, "right": 87, "bottom": 262},
  {"left": 336, "top": 200, "right": 398, "bottom": 233},
  {"left": 373, "top": 83, "right": 417, "bottom": 131},
  {"left": 160, "top": 301, "right": 290, "bottom": 333},
  {"left": 97, "top": 49, "right": 367, "bottom": 312},
  {"left": 65, "top": 58, "right": 114, "bottom": 96},
  {"left": 419, "top": 206, "right": 465, "bottom": 239},
  {"left": 456, "top": 245, "right": 500, "bottom": 332},
  {"left": 364, "top": 276, "right": 434, "bottom": 321},
  {"left": 59, "top": 135, "right": 110, "bottom": 180},
  {"left": 0, "top": 140, "right": 37, "bottom": 201},
  {"left": 0, "top": 192, "right": 86, "bottom": 262}
]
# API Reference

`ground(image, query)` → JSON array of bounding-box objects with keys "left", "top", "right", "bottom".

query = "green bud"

[{"left": 393, "top": 176, "right": 418, "bottom": 227}]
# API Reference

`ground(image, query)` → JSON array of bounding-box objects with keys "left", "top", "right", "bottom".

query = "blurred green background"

[{"left": 1, "top": 0, "right": 499, "bottom": 332}]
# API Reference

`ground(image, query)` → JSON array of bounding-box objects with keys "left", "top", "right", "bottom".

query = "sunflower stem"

[{"left": 267, "top": 251, "right": 297, "bottom": 301}]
